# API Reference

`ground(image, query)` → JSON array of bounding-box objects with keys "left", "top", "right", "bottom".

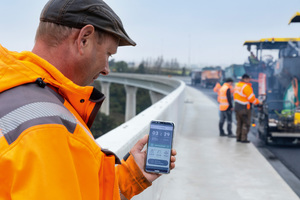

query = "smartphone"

[{"left": 145, "top": 120, "right": 175, "bottom": 174}]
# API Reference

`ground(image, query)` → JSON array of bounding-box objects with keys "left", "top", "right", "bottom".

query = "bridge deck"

[{"left": 159, "top": 86, "right": 298, "bottom": 200}]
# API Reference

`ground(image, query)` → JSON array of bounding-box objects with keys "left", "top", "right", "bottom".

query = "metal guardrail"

[{"left": 95, "top": 73, "right": 186, "bottom": 200}]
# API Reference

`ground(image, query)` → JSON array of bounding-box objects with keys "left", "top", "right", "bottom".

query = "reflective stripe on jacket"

[
  {"left": 233, "top": 81, "right": 259, "bottom": 109},
  {"left": 218, "top": 83, "right": 230, "bottom": 111},
  {"left": 0, "top": 45, "right": 151, "bottom": 200}
]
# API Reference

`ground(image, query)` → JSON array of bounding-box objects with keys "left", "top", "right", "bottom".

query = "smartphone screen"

[{"left": 145, "top": 120, "right": 174, "bottom": 174}]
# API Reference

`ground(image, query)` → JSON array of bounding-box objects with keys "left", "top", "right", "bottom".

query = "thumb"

[{"left": 131, "top": 134, "right": 148, "bottom": 153}]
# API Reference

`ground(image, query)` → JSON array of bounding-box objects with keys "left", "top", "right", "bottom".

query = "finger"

[
  {"left": 170, "top": 156, "right": 176, "bottom": 163},
  {"left": 170, "top": 162, "right": 175, "bottom": 170},
  {"left": 171, "top": 149, "right": 177, "bottom": 156},
  {"left": 131, "top": 134, "right": 149, "bottom": 153}
]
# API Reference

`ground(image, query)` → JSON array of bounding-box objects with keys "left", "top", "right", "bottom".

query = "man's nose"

[{"left": 101, "top": 65, "right": 110, "bottom": 76}]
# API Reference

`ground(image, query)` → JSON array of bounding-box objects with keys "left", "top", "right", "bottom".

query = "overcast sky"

[{"left": 1, "top": 0, "right": 300, "bottom": 68}]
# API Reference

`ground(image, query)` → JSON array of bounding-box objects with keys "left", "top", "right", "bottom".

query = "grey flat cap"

[{"left": 40, "top": 0, "right": 136, "bottom": 46}]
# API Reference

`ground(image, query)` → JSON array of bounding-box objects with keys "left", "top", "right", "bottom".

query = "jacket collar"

[
  {"left": 239, "top": 81, "right": 252, "bottom": 87},
  {"left": 26, "top": 51, "right": 106, "bottom": 127},
  {"left": 0, "top": 46, "right": 105, "bottom": 127}
]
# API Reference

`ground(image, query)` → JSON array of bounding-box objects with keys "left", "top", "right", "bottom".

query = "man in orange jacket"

[
  {"left": 0, "top": 0, "right": 176, "bottom": 199},
  {"left": 233, "top": 74, "right": 260, "bottom": 143},
  {"left": 218, "top": 78, "right": 234, "bottom": 137}
]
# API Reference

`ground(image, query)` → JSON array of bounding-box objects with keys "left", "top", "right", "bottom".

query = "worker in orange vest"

[
  {"left": 233, "top": 74, "right": 260, "bottom": 143},
  {"left": 213, "top": 82, "right": 222, "bottom": 93},
  {"left": 218, "top": 78, "right": 235, "bottom": 137},
  {"left": 214, "top": 82, "right": 222, "bottom": 103}
]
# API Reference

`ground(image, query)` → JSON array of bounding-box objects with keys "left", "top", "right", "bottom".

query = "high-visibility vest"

[
  {"left": 234, "top": 81, "right": 259, "bottom": 109},
  {"left": 214, "top": 82, "right": 222, "bottom": 103},
  {"left": 213, "top": 82, "right": 221, "bottom": 93},
  {"left": 219, "top": 83, "right": 230, "bottom": 111}
]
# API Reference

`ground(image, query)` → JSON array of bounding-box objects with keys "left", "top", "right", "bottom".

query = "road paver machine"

[{"left": 244, "top": 38, "right": 300, "bottom": 144}]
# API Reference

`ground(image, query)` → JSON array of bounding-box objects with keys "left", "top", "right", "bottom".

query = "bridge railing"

[{"left": 95, "top": 73, "right": 186, "bottom": 200}]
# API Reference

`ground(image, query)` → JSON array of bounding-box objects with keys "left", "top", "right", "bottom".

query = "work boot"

[
  {"left": 241, "top": 140, "right": 250, "bottom": 143},
  {"left": 219, "top": 133, "right": 227, "bottom": 137},
  {"left": 227, "top": 133, "right": 236, "bottom": 138}
]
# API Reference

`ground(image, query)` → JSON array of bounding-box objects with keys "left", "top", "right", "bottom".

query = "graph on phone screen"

[{"left": 146, "top": 122, "right": 173, "bottom": 173}]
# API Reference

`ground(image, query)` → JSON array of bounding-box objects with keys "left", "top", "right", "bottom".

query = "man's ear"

[{"left": 76, "top": 25, "right": 95, "bottom": 55}]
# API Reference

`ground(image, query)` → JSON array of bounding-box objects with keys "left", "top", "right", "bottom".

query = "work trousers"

[
  {"left": 235, "top": 109, "right": 252, "bottom": 141},
  {"left": 219, "top": 110, "right": 233, "bottom": 135}
]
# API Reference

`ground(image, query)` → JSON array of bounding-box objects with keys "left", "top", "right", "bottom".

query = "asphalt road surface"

[{"left": 190, "top": 84, "right": 300, "bottom": 197}]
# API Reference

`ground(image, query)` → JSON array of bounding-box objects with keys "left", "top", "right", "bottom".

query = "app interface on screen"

[{"left": 146, "top": 122, "right": 173, "bottom": 173}]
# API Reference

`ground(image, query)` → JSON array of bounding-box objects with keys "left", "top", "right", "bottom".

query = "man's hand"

[{"left": 130, "top": 134, "right": 177, "bottom": 183}]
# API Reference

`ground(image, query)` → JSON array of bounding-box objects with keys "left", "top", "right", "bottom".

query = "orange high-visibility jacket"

[
  {"left": 218, "top": 83, "right": 231, "bottom": 111},
  {"left": 0, "top": 45, "right": 151, "bottom": 200},
  {"left": 233, "top": 81, "right": 260, "bottom": 109}
]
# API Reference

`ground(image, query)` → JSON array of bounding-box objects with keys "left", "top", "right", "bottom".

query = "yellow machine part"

[{"left": 294, "top": 112, "right": 300, "bottom": 125}]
